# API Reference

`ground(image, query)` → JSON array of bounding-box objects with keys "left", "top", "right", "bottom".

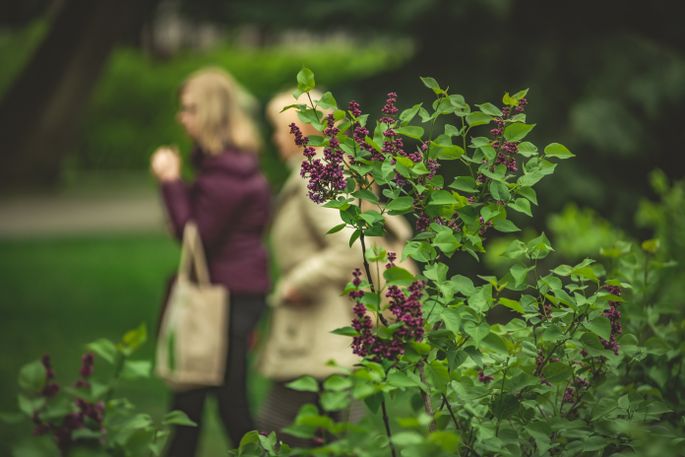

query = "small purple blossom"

[
  {"left": 80, "top": 352, "right": 94, "bottom": 378},
  {"left": 600, "top": 284, "right": 623, "bottom": 354},
  {"left": 478, "top": 371, "right": 494, "bottom": 383}
]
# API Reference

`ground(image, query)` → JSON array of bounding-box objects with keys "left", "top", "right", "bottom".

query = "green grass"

[{"left": 0, "top": 233, "right": 269, "bottom": 456}]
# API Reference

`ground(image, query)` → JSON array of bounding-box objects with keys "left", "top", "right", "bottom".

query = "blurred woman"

[
  {"left": 257, "top": 90, "right": 413, "bottom": 446},
  {"left": 150, "top": 68, "right": 270, "bottom": 456}
]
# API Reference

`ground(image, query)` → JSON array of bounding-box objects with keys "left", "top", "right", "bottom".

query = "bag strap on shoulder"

[{"left": 178, "top": 222, "right": 211, "bottom": 286}]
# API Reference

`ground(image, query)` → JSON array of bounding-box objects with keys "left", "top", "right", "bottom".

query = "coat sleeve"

[
  {"left": 278, "top": 186, "right": 363, "bottom": 302},
  {"left": 160, "top": 176, "right": 241, "bottom": 250}
]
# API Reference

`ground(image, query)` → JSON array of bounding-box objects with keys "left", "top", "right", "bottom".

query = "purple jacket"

[{"left": 161, "top": 148, "right": 271, "bottom": 294}]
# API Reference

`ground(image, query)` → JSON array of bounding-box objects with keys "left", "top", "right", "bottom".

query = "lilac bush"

[{"left": 233, "top": 69, "right": 676, "bottom": 457}]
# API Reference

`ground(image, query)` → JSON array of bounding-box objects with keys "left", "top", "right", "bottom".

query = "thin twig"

[{"left": 381, "top": 398, "right": 398, "bottom": 457}]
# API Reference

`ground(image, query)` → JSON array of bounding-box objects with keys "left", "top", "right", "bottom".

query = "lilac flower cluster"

[
  {"left": 381, "top": 92, "right": 422, "bottom": 165},
  {"left": 41, "top": 355, "right": 59, "bottom": 397},
  {"left": 349, "top": 268, "right": 426, "bottom": 362},
  {"left": 348, "top": 101, "right": 380, "bottom": 160},
  {"left": 75, "top": 352, "right": 94, "bottom": 389},
  {"left": 600, "top": 284, "right": 623, "bottom": 354},
  {"left": 292, "top": 116, "right": 348, "bottom": 204},
  {"left": 386, "top": 281, "right": 425, "bottom": 341},
  {"left": 33, "top": 353, "right": 105, "bottom": 452},
  {"left": 562, "top": 377, "right": 590, "bottom": 405},
  {"left": 414, "top": 205, "right": 460, "bottom": 233},
  {"left": 489, "top": 98, "right": 527, "bottom": 173},
  {"left": 478, "top": 215, "right": 493, "bottom": 236}
]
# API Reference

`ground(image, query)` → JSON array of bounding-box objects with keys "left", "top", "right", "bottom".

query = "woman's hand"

[
  {"left": 151, "top": 147, "right": 181, "bottom": 181},
  {"left": 282, "top": 285, "right": 309, "bottom": 308}
]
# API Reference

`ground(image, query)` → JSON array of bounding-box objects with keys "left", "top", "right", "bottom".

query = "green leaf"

[
  {"left": 433, "top": 231, "right": 460, "bottom": 256},
  {"left": 586, "top": 317, "right": 612, "bottom": 341},
  {"left": 435, "top": 144, "right": 465, "bottom": 160},
  {"left": 441, "top": 308, "right": 461, "bottom": 335},
  {"left": 499, "top": 297, "right": 524, "bottom": 313},
  {"left": 450, "top": 176, "right": 477, "bottom": 193},
  {"left": 423, "top": 262, "right": 448, "bottom": 282},
  {"left": 352, "top": 188, "right": 379, "bottom": 204},
  {"left": 396, "top": 126, "right": 424, "bottom": 140},
  {"left": 120, "top": 360, "right": 151, "bottom": 380},
  {"left": 504, "top": 123, "right": 535, "bottom": 142},
  {"left": 468, "top": 286, "right": 492, "bottom": 313},
  {"left": 18, "top": 360, "right": 46, "bottom": 393},
  {"left": 480, "top": 204, "right": 501, "bottom": 223},
  {"left": 429, "top": 190, "right": 456, "bottom": 206},
  {"left": 492, "top": 219, "right": 520, "bottom": 233},
  {"left": 544, "top": 142, "right": 574, "bottom": 159},
  {"left": 163, "top": 410, "right": 197, "bottom": 427},
  {"left": 286, "top": 376, "right": 319, "bottom": 392},
  {"left": 392, "top": 431, "right": 424, "bottom": 446},
  {"left": 507, "top": 198, "right": 532, "bottom": 217},
  {"left": 326, "top": 223, "right": 347, "bottom": 235},
  {"left": 464, "top": 322, "right": 490, "bottom": 343},
  {"left": 384, "top": 267, "right": 415, "bottom": 286},
  {"left": 404, "top": 240, "right": 437, "bottom": 262},
  {"left": 323, "top": 374, "right": 352, "bottom": 392},
  {"left": 509, "top": 264, "right": 533, "bottom": 287},
  {"left": 466, "top": 112, "right": 492, "bottom": 127},
  {"left": 318, "top": 91, "right": 337, "bottom": 110},
  {"left": 296, "top": 67, "right": 316, "bottom": 93},
  {"left": 400, "top": 103, "right": 423, "bottom": 124},
  {"left": 517, "top": 141, "right": 538, "bottom": 157},
  {"left": 476, "top": 103, "right": 503, "bottom": 117},
  {"left": 641, "top": 238, "right": 660, "bottom": 254},
  {"left": 527, "top": 233, "right": 554, "bottom": 260},
  {"left": 452, "top": 275, "right": 476, "bottom": 296},
  {"left": 516, "top": 186, "right": 538, "bottom": 205},
  {"left": 543, "top": 362, "right": 573, "bottom": 383},
  {"left": 444, "top": 123, "right": 461, "bottom": 137},
  {"left": 120, "top": 323, "right": 147, "bottom": 356},
  {"left": 387, "top": 370, "right": 420, "bottom": 388},
  {"left": 503, "top": 239, "right": 527, "bottom": 259},
  {"left": 320, "top": 391, "right": 350, "bottom": 412},
  {"left": 489, "top": 181, "right": 511, "bottom": 201},
  {"left": 428, "top": 431, "right": 461, "bottom": 453},
  {"left": 386, "top": 196, "right": 414, "bottom": 214},
  {"left": 87, "top": 338, "right": 118, "bottom": 365},
  {"left": 420, "top": 76, "right": 444, "bottom": 95},
  {"left": 331, "top": 326, "right": 358, "bottom": 337}
]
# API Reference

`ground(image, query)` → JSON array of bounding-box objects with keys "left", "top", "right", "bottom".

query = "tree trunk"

[{"left": 0, "top": 0, "right": 159, "bottom": 189}]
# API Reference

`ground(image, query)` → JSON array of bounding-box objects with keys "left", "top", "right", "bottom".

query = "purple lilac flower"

[
  {"left": 386, "top": 251, "right": 397, "bottom": 269},
  {"left": 80, "top": 352, "right": 94, "bottom": 378},
  {"left": 562, "top": 387, "right": 575, "bottom": 404},
  {"left": 478, "top": 371, "right": 494, "bottom": 383},
  {"left": 292, "top": 117, "right": 348, "bottom": 204},
  {"left": 349, "top": 269, "right": 426, "bottom": 362},
  {"left": 348, "top": 100, "right": 380, "bottom": 160},
  {"left": 600, "top": 284, "right": 623, "bottom": 354}
]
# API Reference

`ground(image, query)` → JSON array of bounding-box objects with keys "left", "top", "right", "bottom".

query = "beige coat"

[{"left": 258, "top": 165, "right": 412, "bottom": 380}]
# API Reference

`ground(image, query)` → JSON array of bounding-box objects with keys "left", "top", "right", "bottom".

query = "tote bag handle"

[{"left": 177, "top": 222, "right": 211, "bottom": 286}]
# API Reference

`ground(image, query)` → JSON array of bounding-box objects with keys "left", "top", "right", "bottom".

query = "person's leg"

[
  {"left": 257, "top": 380, "right": 320, "bottom": 448},
  {"left": 216, "top": 294, "right": 266, "bottom": 446},
  {"left": 165, "top": 388, "right": 208, "bottom": 457}
]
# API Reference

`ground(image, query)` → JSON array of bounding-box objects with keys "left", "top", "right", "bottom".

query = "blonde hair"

[{"left": 180, "top": 67, "right": 261, "bottom": 155}]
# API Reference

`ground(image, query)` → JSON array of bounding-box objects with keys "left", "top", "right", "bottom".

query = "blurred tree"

[{"left": 0, "top": 0, "right": 159, "bottom": 188}]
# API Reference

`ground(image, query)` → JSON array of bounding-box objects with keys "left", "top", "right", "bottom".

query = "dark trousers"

[{"left": 165, "top": 294, "right": 266, "bottom": 457}]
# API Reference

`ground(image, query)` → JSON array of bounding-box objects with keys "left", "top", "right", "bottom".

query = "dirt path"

[{"left": 0, "top": 174, "right": 168, "bottom": 237}]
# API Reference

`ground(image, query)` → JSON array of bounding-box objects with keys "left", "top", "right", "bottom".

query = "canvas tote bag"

[{"left": 155, "top": 222, "right": 229, "bottom": 390}]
